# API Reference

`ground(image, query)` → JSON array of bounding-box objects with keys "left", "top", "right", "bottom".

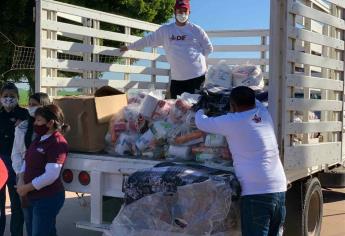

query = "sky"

[{"left": 189, "top": 0, "right": 270, "bottom": 31}]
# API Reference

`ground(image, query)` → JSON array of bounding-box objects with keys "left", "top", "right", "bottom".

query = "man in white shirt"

[
  {"left": 121, "top": 0, "right": 213, "bottom": 98},
  {"left": 195, "top": 86, "right": 287, "bottom": 236}
]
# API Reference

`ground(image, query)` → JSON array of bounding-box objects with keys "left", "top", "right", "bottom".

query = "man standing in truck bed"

[{"left": 121, "top": 0, "right": 213, "bottom": 99}]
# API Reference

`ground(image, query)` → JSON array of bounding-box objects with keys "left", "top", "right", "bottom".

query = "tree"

[{"left": 0, "top": 0, "right": 175, "bottom": 92}]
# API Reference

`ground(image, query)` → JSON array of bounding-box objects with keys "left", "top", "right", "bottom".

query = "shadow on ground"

[{"left": 323, "top": 188, "right": 345, "bottom": 204}]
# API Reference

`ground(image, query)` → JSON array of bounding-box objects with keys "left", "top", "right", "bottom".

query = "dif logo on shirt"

[{"left": 170, "top": 34, "right": 187, "bottom": 41}]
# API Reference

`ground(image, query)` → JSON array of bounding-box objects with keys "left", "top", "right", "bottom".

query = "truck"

[{"left": 33, "top": 0, "right": 345, "bottom": 235}]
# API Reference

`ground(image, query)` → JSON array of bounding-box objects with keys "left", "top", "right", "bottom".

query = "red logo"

[{"left": 252, "top": 114, "right": 262, "bottom": 123}]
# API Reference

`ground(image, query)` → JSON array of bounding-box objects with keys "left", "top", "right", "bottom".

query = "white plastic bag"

[
  {"left": 232, "top": 65, "right": 264, "bottom": 90},
  {"left": 206, "top": 60, "right": 232, "bottom": 89}
]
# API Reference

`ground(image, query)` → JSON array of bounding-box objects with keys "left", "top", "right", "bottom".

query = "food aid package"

[
  {"left": 151, "top": 121, "right": 174, "bottom": 140},
  {"left": 127, "top": 92, "right": 146, "bottom": 105},
  {"left": 114, "top": 133, "right": 138, "bottom": 155},
  {"left": 151, "top": 100, "right": 174, "bottom": 121},
  {"left": 206, "top": 60, "right": 232, "bottom": 89},
  {"left": 167, "top": 145, "right": 192, "bottom": 161},
  {"left": 135, "top": 129, "right": 156, "bottom": 152},
  {"left": 232, "top": 65, "right": 264, "bottom": 90},
  {"left": 205, "top": 134, "right": 227, "bottom": 147},
  {"left": 169, "top": 99, "right": 192, "bottom": 124},
  {"left": 139, "top": 94, "right": 160, "bottom": 119},
  {"left": 179, "top": 93, "right": 201, "bottom": 105}
]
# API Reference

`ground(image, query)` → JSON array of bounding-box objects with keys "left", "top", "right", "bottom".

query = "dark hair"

[
  {"left": 0, "top": 82, "right": 19, "bottom": 97},
  {"left": 230, "top": 86, "right": 255, "bottom": 107},
  {"left": 35, "top": 104, "right": 70, "bottom": 134},
  {"left": 25, "top": 93, "right": 51, "bottom": 148},
  {"left": 29, "top": 92, "right": 50, "bottom": 106}
]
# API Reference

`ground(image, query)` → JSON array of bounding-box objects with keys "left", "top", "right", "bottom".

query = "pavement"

[
  {"left": 320, "top": 188, "right": 345, "bottom": 236},
  {"left": 4, "top": 189, "right": 345, "bottom": 236}
]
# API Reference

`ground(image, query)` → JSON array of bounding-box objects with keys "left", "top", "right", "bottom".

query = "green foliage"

[
  {"left": 0, "top": 0, "right": 175, "bottom": 92},
  {"left": 19, "top": 88, "right": 29, "bottom": 107},
  {"left": 0, "top": 0, "right": 35, "bottom": 92}
]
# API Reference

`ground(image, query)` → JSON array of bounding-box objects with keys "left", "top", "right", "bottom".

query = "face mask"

[
  {"left": 28, "top": 106, "right": 38, "bottom": 117},
  {"left": 34, "top": 124, "right": 49, "bottom": 136},
  {"left": 176, "top": 13, "right": 189, "bottom": 24},
  {"left": 1, "top": 97, "right": 18, "bottom": 109}
]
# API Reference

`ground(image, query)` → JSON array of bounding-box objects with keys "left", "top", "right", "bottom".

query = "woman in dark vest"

[{"left": 16, "top": 104, "right": 69, "bottom": 236}]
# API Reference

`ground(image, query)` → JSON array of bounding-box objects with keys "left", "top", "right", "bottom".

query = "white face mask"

[
  {"left": 1, "top": 97, "right": 18, "bottom": 109},
  {"left": 28, "top": 106, "right": 38, "bottom": 117},
  {"left": 176, "top": 13, "right": 189, "bottom": 24}
]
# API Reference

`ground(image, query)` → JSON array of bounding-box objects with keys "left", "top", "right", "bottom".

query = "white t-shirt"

[
  {"left": 195, "top": 101, "right": 287, "bottom": 196},
  {"left": 128, "top": 22, "right": 213, "bottom": 81}
]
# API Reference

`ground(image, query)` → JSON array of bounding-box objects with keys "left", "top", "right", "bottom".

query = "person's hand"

[
  {"left": 120, "top": 46, "right": 129, "bottom": 52},
  {"left": 15, "top": 119, "right": 22, "bottom": 127},
  {"left": 17, "top": 183, "right": 34, "bottom": 197},
  {"left": 16, "top": 174, "right": 24, "bottom": 187}
]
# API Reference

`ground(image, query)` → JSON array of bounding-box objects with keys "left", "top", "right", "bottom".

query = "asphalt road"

[{"left": 5, "top": 189, "right": 345, "bottom": 236}]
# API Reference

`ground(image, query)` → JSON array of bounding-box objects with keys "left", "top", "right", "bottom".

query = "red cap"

[
  {"left": 175, "top": 0, "right": 190, "bottom": 11},
  {"left": 0, "top": 159, "right": 8, "bottom": 189}
]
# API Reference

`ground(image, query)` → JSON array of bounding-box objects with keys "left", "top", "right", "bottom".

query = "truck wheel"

[
  {"left": 302, "top": 178, "right": 323, "bottom": 236},
  {"left": 319, "top": 166, "right": 345, "bottom": 188},
  {"left": 284, "top": 181, "right": 303, "bottom": 236}
]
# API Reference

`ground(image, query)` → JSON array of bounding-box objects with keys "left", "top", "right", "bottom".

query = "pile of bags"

[
  {"left": 206, "top": 61, "right": 265, "bottom": 91},
  {"left": 104, "top": 62, "right": 269, "bottom": 164},
  {"left": 105, "top": 90, "right": 232, "bottom": 167}
]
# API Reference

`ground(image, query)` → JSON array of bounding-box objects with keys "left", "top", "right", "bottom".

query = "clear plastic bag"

[
  {"left": 114, "top": 133, "right": 138, "bottom": 156},
  {"left": 151, "top": 121, "right": 175, "bottom": 140},
  {"left": 127, "top": 92, "right": 146, "bottom": 105},
  {"left": 169, "top": 99, "right": 192, "bottom": 124},
  {"left": 206, "top": 60, "right": 232, "bottom": 89},
  {"left": 152, "top": 100, "right": 174, "bottom": 121},
  {"left": 205, "top": 134, "right": 227, "bottom": 147},
  {"left": 167, "top": 145, "right": 193, "bottom": 161},
  {"left": 135, "top": 129, "right": 156, "bottom": 152},
  {"left": 140, "top": 94, "right": 161, "bottom": 119},
  {"left": 232, "top": 65, "right": 264, "bottom": 90},
  {"left": 104, "top": 178, "right": 241, "bottom": 236}
]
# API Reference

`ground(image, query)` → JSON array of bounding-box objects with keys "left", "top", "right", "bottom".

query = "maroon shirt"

[{"left": 24, "top": 131, "right": 68, "bottom": 200}]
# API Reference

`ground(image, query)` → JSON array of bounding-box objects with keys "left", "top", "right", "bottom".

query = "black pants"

[
  {"left": 169, "top": 75, "right": 206, "bottom": 99},
  {"left": 0, "top": 154, "right": 24, "bottom": 236}
]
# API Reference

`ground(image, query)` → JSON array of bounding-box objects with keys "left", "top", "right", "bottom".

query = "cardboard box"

[{"left": 54, "top": 87, "right": 127, "bottom": 153}]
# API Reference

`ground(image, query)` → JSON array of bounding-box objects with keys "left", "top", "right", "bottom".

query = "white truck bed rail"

[
  {"left": 269, "top": 0, "right": 345, "bottom": 181},
  {"left": 35, "top": 0, "right": 269, "bottom": 95}
]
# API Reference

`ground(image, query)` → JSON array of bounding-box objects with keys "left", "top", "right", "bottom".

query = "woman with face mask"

[
  {"left": 11, "top": 93, "right": 50, "bottom": 176},
  {"left": 16, "top": 104, "right": 69, "bottom": 236},
  {"left": 0, "top": 82, "right": 28, "bottom": 236},
  {"left": 120, "top": 0, "right": 213, "bottom": 99}
]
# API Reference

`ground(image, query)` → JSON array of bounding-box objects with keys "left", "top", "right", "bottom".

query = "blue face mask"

[{"left": 1, "top": 97, "right": 18, "bottom": 109}]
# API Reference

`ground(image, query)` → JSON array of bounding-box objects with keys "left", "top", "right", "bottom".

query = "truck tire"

[
  {"left": 319, "top": 167, "right": 345, "bottom": 188},
  {"left": 284, "top": 178, "right": 323, "bottom": 236},
  {"left": 285, "top": 181, "right": 303, "bottom": 236},
  {"left": 302, "top": 178, "right": 323, "bottom": 236}
]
